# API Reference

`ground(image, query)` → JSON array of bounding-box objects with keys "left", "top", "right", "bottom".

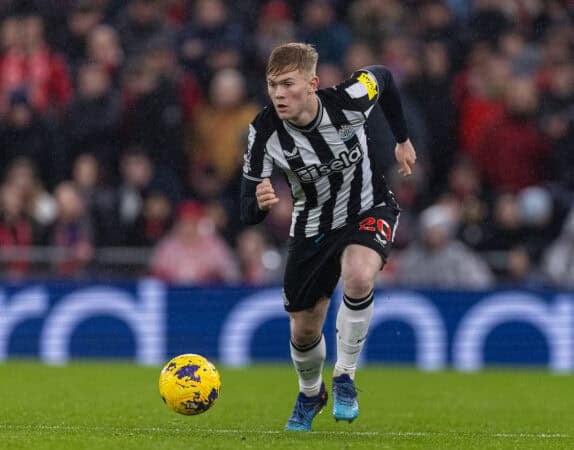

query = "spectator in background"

[
  {"left": 543, "top": 208, "right": 574, "bottom": 288},
  {"left": 298, "top": 0, "right": 351, "bottom": 67},
  {"left": 498, "top": 28, "right": 541, "bottom": 76},
  {"left": 0, "top": 181, "right": 36, "bottom": 277},
  {"left": 416, "top": 0, "right": 466, "bottom": 70},
  {"left": 443, "top": 156, "right": 489, "bottom": 249},
  {"left": 404, "top": 40, "right": 457, "bottom": 193},
  {"left": 474, "top": 76, "right": 550, "bottom": 192},
  {"left": 86, "top": 24, "right": 125, "bottom": 86},
  {"left": 397, "top": 204, "right": 494, "bottom": 288},
  {"left": 516, "top": 186, "right": 561, "bottom": 264},
  {"left": 164, "top": 0, "right": 190, "bottom": 27},
  {"left": 453, "top": 47, "right": 508, "bottom": 156},
  {"left": 539, "top": 60, "right": 574, "bottom": 197},
  {"left": 468, "top": 0, "right": 512, "bottom": 44},
  {"left": 0, "top": 12, "right": 72, "bottom": 117},
  {"left": 348, "top": 0, "right": 406, "bottom": 44},
  {"left": 49, "top": 181, "right": 94, "bottom": 276},
  {"left": 128, "top": 191, "right": 173, "bottom": 246},
  {"left": 2, "top": 157, "right": 57, "bottom": 230},
  {"left": 116, "top": 147, "right": 181, "bottom": 244},
  {"left": 187, "top": 68, "right": 259, "bottom": 188},
  {"left": 476, "top": 192, "right": 525, "bottom": 255},
  {"left": 176, "top": 0, "right": 245, "bottom": 86},
  {"left": 114, "top": 0, "right": 174, "bottom": 58},
  {"left": 63, "top": 0, "right": 105, "bottom": 72},
  {"left": 150, "top": 200, "right": 239, "bottom": 283},
  {"left": 343, "top": 41, "right": 377, "bottom": 75},
  {"left": 503, "top": 245, "right": 547, "bottom": 288},
  {"left": 143, "top": 35, "right": 203, "bottom": 123},
  {"left": 120, "top": 56, "right": 185, "bottom": 179},
  {"left": 64, "top": 61, "right": 121, "bottom": 177},
  {"left": 70, "top": 153, "right": 118, "bottom": 246},
  {"left": 0, "top": 89, "right": 62, "bottom": 188}
]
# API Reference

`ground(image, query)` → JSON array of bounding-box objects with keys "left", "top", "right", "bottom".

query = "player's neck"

[{"left": 287, "top": 94, "right": 319, "bottom": 128}]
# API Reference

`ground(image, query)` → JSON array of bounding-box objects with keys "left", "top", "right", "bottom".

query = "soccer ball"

[{"left": 158, "top": 353, "right": 221, "bottom": 415}]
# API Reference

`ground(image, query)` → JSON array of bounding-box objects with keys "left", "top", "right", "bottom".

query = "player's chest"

[{"left": 272, "top": 123, "right": 366, "bottom": 183}]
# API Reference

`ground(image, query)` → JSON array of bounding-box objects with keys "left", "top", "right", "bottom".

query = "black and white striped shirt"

[{"left": 241, "top": 65, "right": 407, "bottom": 238}]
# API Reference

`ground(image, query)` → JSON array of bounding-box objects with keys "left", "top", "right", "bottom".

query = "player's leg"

[
  {"left": 332, "top": 244, "right": 381, "bottom": 422},
  {"left": 289, "top": 297, "right": 330, "bottom": 396},
  {"left": 282, "top": 234, "right": 342, "bottom": 431},
  {"left": 336, "top": 244, "right": 381, "bottom": 379},
  {"left": 285, "top": 297, "right": 330, "bottom": 431},
  {"left": 333, "top": 204, "right": 399, "bottom": 422}
]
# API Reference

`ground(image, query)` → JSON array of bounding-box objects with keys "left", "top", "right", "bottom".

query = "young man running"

[{"left": 240, "top": 43, "right": 416, "bottom": 431}]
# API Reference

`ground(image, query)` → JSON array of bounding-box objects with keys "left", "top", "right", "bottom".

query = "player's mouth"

[{"left": 276, "top": 103, "right": 288, "bottom": 113}]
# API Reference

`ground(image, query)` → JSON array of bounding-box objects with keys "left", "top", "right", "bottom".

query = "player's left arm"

[{"left": 362, "top": 65, "right": 417, "bottom": 176}]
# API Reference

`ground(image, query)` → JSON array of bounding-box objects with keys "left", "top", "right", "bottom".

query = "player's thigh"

[
  {"left": 340, "top": 204, "right": 400, "bottom": 285},
  {"left": 283, "top": 237, "right": 341, "bottom": 313}
]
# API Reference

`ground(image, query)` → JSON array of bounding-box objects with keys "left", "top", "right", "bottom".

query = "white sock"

[
  {"left": 334, "top": 291, "right": 374, "bottom": 380},
  {"left": 290, "top": 334, "right": 326, "bottom": 397}
]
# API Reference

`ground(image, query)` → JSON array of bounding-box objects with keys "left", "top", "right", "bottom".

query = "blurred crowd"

[{"left": 0, "top": 0, "right": 573, "bottom": 288}]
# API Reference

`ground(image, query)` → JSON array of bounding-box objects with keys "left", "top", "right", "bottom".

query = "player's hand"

[
  {"left": 256, "top": 178, "right": 279, "bottom": 211},
  {"left": 395, "top": 139, "right": 417, "bottom": 176}
]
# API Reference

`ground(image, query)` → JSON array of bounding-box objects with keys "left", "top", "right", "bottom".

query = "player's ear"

[{"left": 309, "top": 75, "right": 319, "bottom": 93}]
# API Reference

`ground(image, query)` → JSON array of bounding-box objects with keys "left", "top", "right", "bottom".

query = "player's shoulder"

[
  {"left": 250, "top": 104, "right": 281, "bottom": 132},
  {"left": 320, "top": 68, "right": 380, "bottom": 101}
]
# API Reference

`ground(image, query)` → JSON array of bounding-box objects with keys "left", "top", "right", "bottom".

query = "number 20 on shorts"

[{"left": 359, "top": 217, "right": 392, "bottom": 241}]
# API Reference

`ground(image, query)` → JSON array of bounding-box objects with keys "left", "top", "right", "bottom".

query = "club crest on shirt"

[{"left": 338, "top": 124, "right": 356, "bottom": 142}]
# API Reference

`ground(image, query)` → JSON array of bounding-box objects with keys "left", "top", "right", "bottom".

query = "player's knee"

[
  {"left": 290, "top": 324, "right": 321, "bottom": 348},
  {"left": 342, "top": 268, "right": 375, "bottom": 298}
]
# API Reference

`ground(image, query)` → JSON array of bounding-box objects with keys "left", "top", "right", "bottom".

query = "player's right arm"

[
  {"left": 240, "top": 177, "right": 279, "bottom": 225},
  {"left": 240, "top": 110, "right": 276, "bottom": 225}
]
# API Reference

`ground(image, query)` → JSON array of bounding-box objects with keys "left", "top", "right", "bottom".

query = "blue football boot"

[
  {"left": 284, "top": 383, "right": 328, "bottom": 431},
  {"left": 332, "top": 374, "right": 359, "bottom": 422}
]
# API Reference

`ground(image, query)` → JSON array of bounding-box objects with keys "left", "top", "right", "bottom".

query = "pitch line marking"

[{"left": 0, "top": 424, "right": 570, "bottom": 439}]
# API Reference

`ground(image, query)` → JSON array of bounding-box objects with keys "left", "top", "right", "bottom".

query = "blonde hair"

[{"left": 266, "top": 43, "right": 318, "bottom": 77}]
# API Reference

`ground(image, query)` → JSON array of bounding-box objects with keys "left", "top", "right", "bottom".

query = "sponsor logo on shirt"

[
  {"left": 283, "top": 146, "right": 300, "bottom": 160},
  {"left": 294, "top": 144, "right": 363, "bottom": 183}
]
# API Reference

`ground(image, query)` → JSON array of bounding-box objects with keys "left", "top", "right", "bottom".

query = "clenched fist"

[{"left": 256, "top": 178, "right": 280, "bottom": 211}]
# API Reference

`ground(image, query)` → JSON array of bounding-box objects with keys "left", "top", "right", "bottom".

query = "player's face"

[{"left": 267, "top": 69, "right": 318, "bottom": 125}]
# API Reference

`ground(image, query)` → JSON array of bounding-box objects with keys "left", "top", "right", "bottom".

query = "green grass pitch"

[{"left": 0, "top": 361, "right": 572, "bottom": 449}]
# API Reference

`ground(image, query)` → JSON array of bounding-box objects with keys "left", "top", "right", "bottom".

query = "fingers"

[
  {"left": 256, "top": 178, "right": 279, "bottom": 210},
  {"left": 398, "top": 161, "right": 412, "bottom": 176},
  {"left": 395, "top": 141, "right": 417, "bottom": 177},
  {"left": 397, "top": 152, "right": 416, "bottom": 176}
]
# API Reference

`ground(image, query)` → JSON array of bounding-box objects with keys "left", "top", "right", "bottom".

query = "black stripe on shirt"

[
  {"left": 276, "top": 123, "right": 318, "bottom": 236},
  {"left": 304, "top": 124, "right": 344, "bottom": 234},
  {"left": 321, "top": 100, "right": 364, "bottom": 221}
]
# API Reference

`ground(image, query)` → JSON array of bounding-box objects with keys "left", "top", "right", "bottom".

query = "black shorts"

[{"left": 282, "top": 204, "right": 400, "bottom": 312}]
